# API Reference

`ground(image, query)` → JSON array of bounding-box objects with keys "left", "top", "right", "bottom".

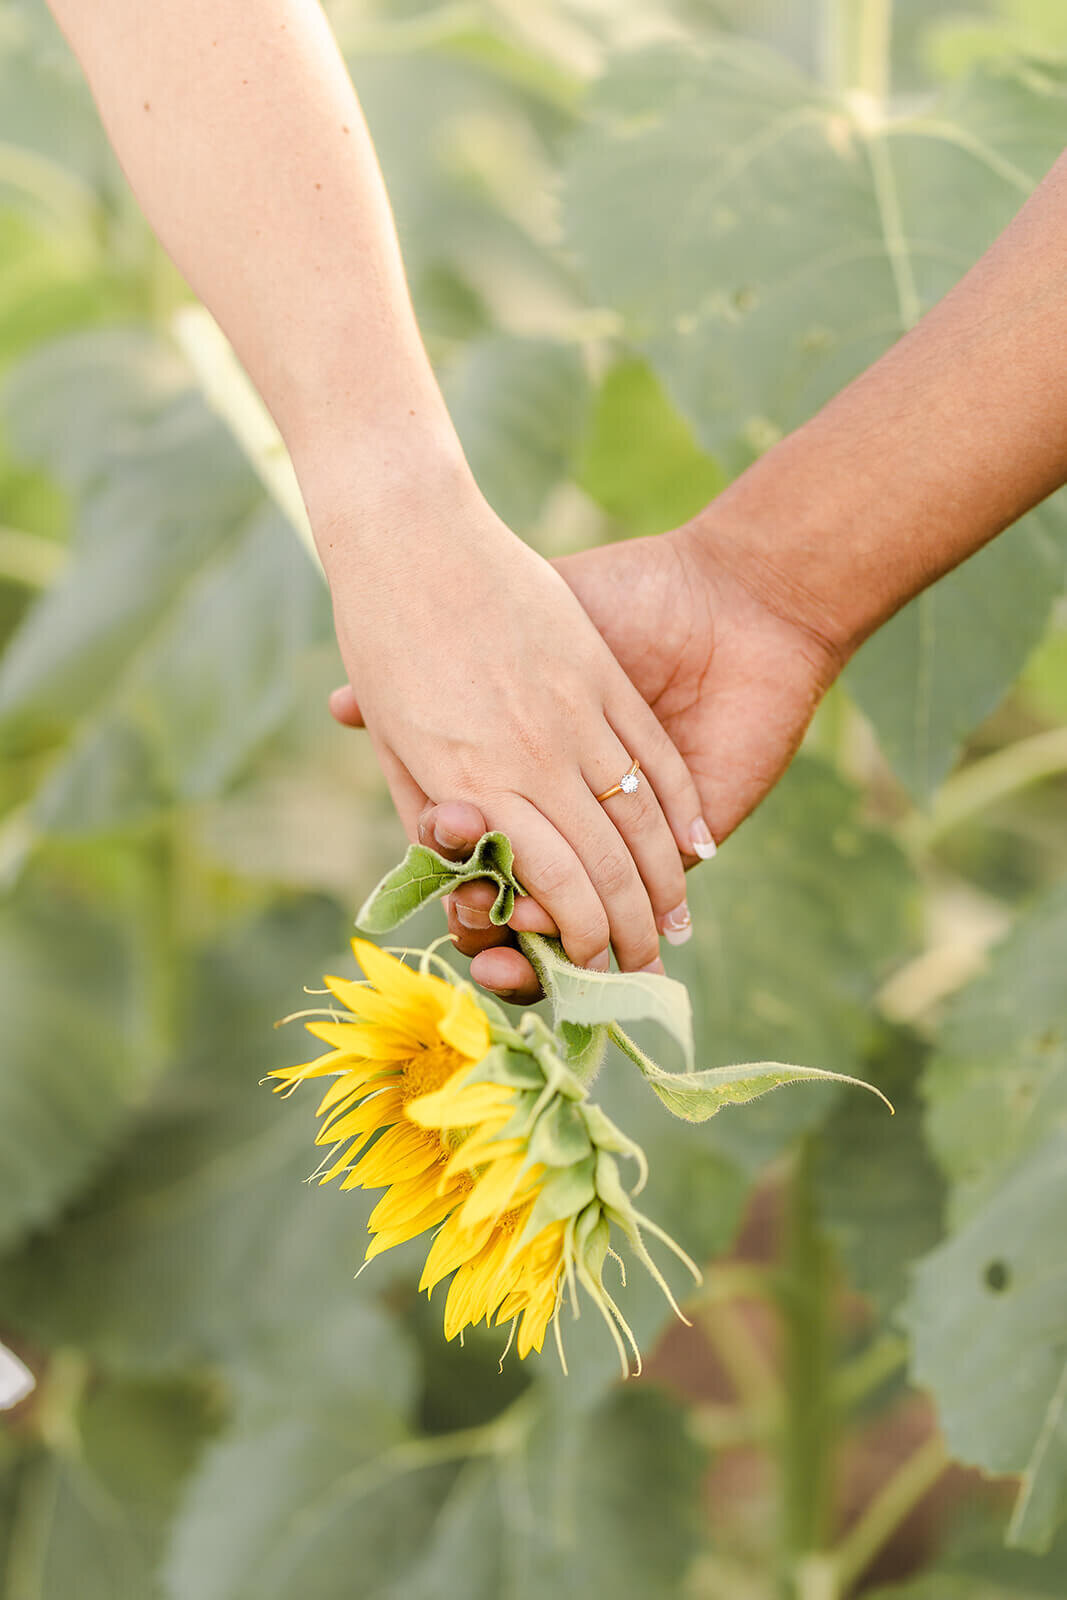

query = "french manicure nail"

[
  {"left": 588, "top": 949, "right": 611, "bottom": 972},
  {"left": 639, "top": 957, "right": 666, "bottom": 975},
  {"left": 454, "top": 903, "right": 491, "bottom": 931},
  {"left": 690, "top": 818, "right": 717, "bottom": 860},
  {"left": 661, "top": 901, "right": 692, "bottom": 946}
]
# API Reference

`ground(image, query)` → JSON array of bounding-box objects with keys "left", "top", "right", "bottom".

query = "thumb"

[{"left": 328, "top": 684, "right": 365, "bottom": 728}]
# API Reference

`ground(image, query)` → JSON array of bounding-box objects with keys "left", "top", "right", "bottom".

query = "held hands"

[
  {"left": 316, "top": 469, "right": 713, "bottom": 981},
  {"left": 328, "top": 505, "right": 846, "bottom": 1002}
]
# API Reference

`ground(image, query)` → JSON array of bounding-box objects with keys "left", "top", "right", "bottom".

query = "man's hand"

[{"left": 328, "top": 517, "right": 844, "bottom": 1001}]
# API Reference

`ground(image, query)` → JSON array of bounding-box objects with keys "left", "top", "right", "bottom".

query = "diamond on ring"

[{"left": 595, "top": 759, "right": 642, "bottom": 803}]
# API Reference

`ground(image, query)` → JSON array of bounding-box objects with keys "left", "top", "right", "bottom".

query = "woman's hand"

[
  {"left": 316, "top": 465, "right": 711, "bottom": 977},
  {"left": 329, "top": 509, "right": 844, "bottom": 1001}
]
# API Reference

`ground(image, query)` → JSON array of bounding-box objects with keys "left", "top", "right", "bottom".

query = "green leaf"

[
  {"left": 813, "top": 1035, "right": 945, "bottom": 1315},
  {"left": 620, "top": 1041, "right": 894, "bottom": 1123},
  {"left": 444, "top": 335, "right": 590, "bottom": 533},
  {"left": 666, "top": 758, "right": 915, "bottom": 1168},
  {"left": 0, "top": 898, "right": 417, "bottom": 1386},
  {"left": 0, "top": 1374, "right": 214, "bottom": 1600},
  {"left": 922, "top": 881, "right": 1067, "bottom": 1227},
  {"left": 844, "top": 502, "right": 1067, "bottom": 798},
  {"left": 563, "top": 41, "right": 1067, "bottom": 794},
  {"left": 0, "top": 865, "right": 161, "bottom": 1252},
  {"left": 576, "top": 357, "right": 725, "bottom": 536},
  {"left": 905, "top": 885, "right": 1067, "bottom": 1552},
  {"left": 0, "top": 331, "right": 329, "bottom": 833},
  {"left": 521, "top": 930, "right": 695, "bottom": 1072},
  {"left": 356, "top": 830, "right": 519, "bottom": 933},
  {"left": 163, "top": 1384, "right": 704, "bottom": 1600},
  {"left": 906, "top": 1130, "right": 1067, "bottom": 1553}
]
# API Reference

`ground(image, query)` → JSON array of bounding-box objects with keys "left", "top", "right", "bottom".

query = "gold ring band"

[{"left": 596, "top": 759, "right": 641, "bottom": 803}]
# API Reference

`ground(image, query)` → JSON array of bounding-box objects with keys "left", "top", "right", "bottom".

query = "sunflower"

[
  {"left": 270, "top": 939, "right": 569, "bottom": 1354},
  {"left": 271, "top": 938, "right": 699, "bottom": 1370}
]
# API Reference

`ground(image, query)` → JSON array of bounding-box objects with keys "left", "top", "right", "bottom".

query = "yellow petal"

[
  {"left": 351, "top": 939, "right": 454, "bottom": 1025},
  {"left": 364, "top": 1188, "right": 459, "bottom": 1258},
  {"left": 436, "top": 986, "right": 491, "bottom": 1062},
  {"left": 406, "top": 1081, "right": 513, "bottom": 1130},
  {"left": 305, "top": 1020, "right": 414, "bottom": 1060},
  {"left": 367, "top": 1172, "right": 463, "bottom": 1233},
  {"left": 340, "top": 1122, "right": 441, "bottom": 1191},
  {"left": 459, "top": 1155, "right": 540, "bottom": 1230},
  {"left": 315, "top": 1087, "right": 403, "bottom": 1146},
  {"left": 419, "top": 1211, "right": 495, "bottom": 1295},
  {"left": 442, "top": 1135, "right": 525, "bottom": 1180},
  {"left": 323, "top": 973, "right": 435, "bottom": 1046}
]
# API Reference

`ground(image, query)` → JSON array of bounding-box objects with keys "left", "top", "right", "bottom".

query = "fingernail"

[
  {"left": 690, "top": 818, "right": 717, "bottom": 860},
  {"left": 434, "top": 823, "right": 467, "bottom": 851},
  {"left": 639, "top": 957, "right": 666, "bottom": 975},
  {"left": 587, "top": 949, "right": 610, "bottom": 972},
  {"left": 661, "top": 901, "right": 692, "bottom": 946},
  {"left": 454, "top": 903, "right": 491, "bottom": 931}
]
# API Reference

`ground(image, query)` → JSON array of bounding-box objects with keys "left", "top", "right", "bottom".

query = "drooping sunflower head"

[{"left": 270, "top": 940, "right": 699, "bottom": 1372}]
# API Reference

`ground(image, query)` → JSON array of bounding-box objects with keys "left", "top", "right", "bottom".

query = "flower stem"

[
  {"left": 823, "top": 0, "right": 892, "bottom": 101},
  {"left": 830, "top": 1433, "right": 948, "bottom": 1590},
  {"left": 902, "top": 726, "right": 1067, "bottom": 849},
  {"left": 779, "top": 1139, "right": 836, "bottom": 1590}
]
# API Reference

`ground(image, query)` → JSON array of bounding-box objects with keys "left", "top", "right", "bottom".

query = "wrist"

[
  {"left": 683, "top": 419, "right": 924, "bottom": 663},
  {"left": 292, "top": 416, "right": 485, "bottom": 580}
]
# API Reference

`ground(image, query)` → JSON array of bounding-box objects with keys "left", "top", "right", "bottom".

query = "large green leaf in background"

[
  {"left": 163, "top": 1386, "right": 703, "bottom": 1600},
  {"left": 443, "top": 335, "right": 589, "bottom": 533},
  {"left": 0, "top": 1377, "right": 213, "bottom": 1600},
  {"left": 0, "top": 865, "right": 162, "bottom": 1252},
  {"left": 667, "top": 758, "right": 915, "bottom": 1171},
  {"left": 0, "top": 899, "right": 411, "bottom": 1380},
  {"left": 905, "top": 885, "right": 1067, "bottom": 1553},
  {"left": 814, "top": 1034, "right": 945, "bottom": 1316},
  {"left": 563, "top": 42, "right": 1067, "bottom": 795},
  {"left": 0, "top": 330, "right": 330, "bottom": 835}
]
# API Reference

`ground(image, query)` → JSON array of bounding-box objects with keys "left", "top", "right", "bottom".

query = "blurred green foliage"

[{"left": 1, "top": 1, "right": 1066, "bottom": 1596}]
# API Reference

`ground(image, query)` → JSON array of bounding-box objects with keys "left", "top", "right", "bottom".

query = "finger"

[
  {"left": 469, "top": 944, "right": 544, "bottom": 1005},
  {"left": 488, "top": 795, "right": 613, "bottom": 972},
  {"left": 373, "top": 740, "right": 431, "bottom": 842},
  {"left": 328, "top": 684, "right": 365, "bottom": 727},
  {"left": 608, "top": 682, "right": 717, "bottom": 866},
  {"left": 416, "top": 800, "right": 491, "bottom": 861},
  {"left": 588, "top": 727, "right": 692, "bottom": 950},
  {"left": 510, "top": 782, "right": 665, "bottom": 975},
  {"left": 447, "top": 881, "right": 515, "bottom": 957},
  {"left": 451, "top": 879, "right": 557, "bottom": 937}
]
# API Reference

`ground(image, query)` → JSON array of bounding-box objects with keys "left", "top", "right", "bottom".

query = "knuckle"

[
  {"left": 566, "top": 911, "right": 610, "bottom": 960},
  {"left": 591, "top": 849, "right": 634, "bottom": 899},
  {"left": 521, "top": 853, "right": 572, "bottom": 903}
]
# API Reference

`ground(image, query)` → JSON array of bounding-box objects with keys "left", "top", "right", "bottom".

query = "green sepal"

[
  {"left": 559, "top": 1020, "right": 610, "bottom": 1082},
  {"left": 611, "top": 1025, "right": 894, "bottom": 1122},
  {"left": 356, "top": 831, "right": 520, "bottom": 932},
  {"left": 527, "top": 1097, "right": 593, "bottom": 1170},
  {"left": 581, "top": 1101, "right": 649, "bottom": 1195},
  {"left": 462, "top": 1045, "right": 545, "bottom": 1092},
  {"left": 511, "top": 1156, "right": 597, "bottom": 1256}
]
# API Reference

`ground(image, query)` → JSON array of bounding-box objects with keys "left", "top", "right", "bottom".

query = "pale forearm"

[
  {"left": 697, "top": 149, "right": 1067, "bottom": 656},
  {"left": 46, "top": 0, "right": 469, "bottom": 538}
]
